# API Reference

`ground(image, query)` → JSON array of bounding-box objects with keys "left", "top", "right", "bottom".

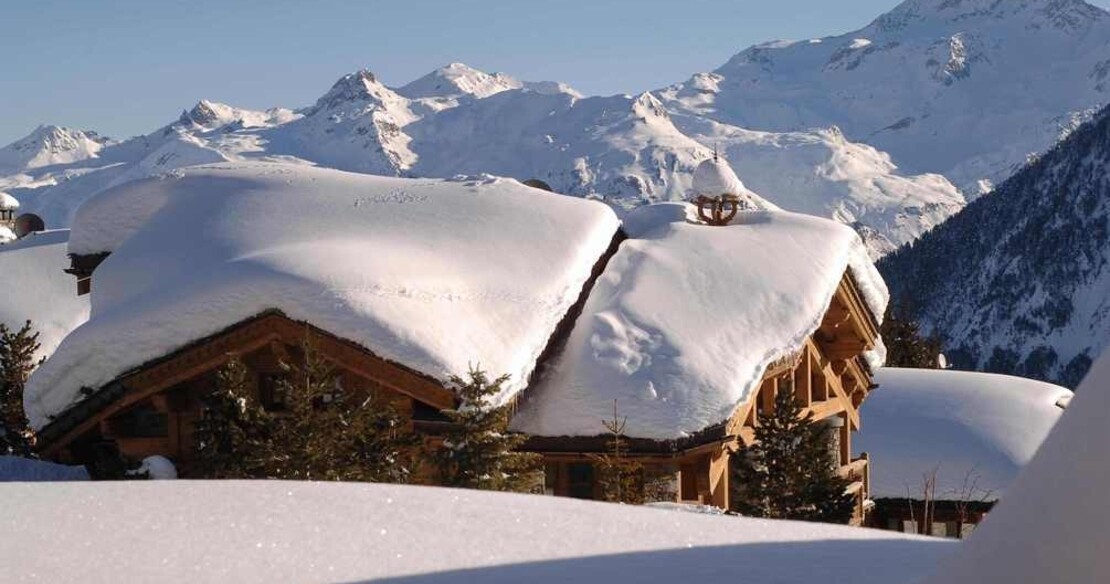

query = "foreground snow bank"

[
  {"left": 923, "top": 353, "right": 1110, "bottom": 584},
  {"left": 858, "top": 368, "right": 1071, "bottom": 498},
  {"left": 0, "top": 481, "right": 951, "bottom": 583}
]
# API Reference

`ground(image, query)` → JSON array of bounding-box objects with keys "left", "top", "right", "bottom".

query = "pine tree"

[
  {"left": 0, "top": 320, "right": 41, "bottom": 457},
  {"left": 589, "top": 401, "right": 672, "bottom": 504},
  {"left": 192, "top": 335, "right": 423, "bottom": 482},
  {"left": 193, "top": 357, "right": 273, "bottom": 478},
  {"left": 731, "top": 381, "right": 855, "bottom": 523},
  {"left": 881, "top": 306, "right": 944, "bottom": 369},
  {"left": 265, "top": 337, "right": 423, "bottom": 482},
  {"left": 435, "top": 366, "right": 541, "bottom": 492}
]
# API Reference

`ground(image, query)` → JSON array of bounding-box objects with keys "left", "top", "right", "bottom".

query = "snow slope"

[
  {"left": 0, "top": 230, "right": 90, "bottom": 361},
  {"left": 857, "top": 368, "right": 1071, "bottom": 498},
  {"left": 25, "top": 163, "right": 619, "bottom": 429},
  {"left": 0, "top": 481, "right": 953, "bottom": 583},
  {"left": 662, "top": 0, "right": 1110, "bottom": 194},
  {"left": 922, "top": 352, "right": 1110, "bottom": 583},
  {"left": 513, "top": 204, "right": 886, "bottom": 439},
  {"left": 0, "top": 60, "right": 963, "bottom": 257}
]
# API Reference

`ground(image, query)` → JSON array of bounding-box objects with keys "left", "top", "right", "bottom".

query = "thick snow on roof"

[
  {"left": 0, "top": 481, "right": 952, "bottom": 583},
  {"left": 26, "top": 162, "right": 619, "bottom": 429},
  {"left": 692, "top": 155, "right": 745, "bottom": 196},
  {"left": 513, "top": 203, "right": 887, "bottom": 439},
  {"left": 0, "top": 191, "right": 19, "bottom": 210},
  {"left": 0, "top": 456, "right": 88, "bottom": 482},
  {"left": 857, "top": 368, "right": 1071, "bottom": 499},
  {"left": 922, "top": 353, "right": 1110, "bottom": 584},
  {"left": 0, "top": 230, "right": 90, "bottom": 361}
]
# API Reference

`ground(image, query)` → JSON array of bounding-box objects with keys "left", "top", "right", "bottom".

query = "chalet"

[
  {"left": 855, "top": 368, "right": 1071, "bottom": 538},
  {"left": 27, "top": 159, "right": 886, "bottom": 523}
]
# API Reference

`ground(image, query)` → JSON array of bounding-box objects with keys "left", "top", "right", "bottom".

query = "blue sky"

[{"left": 2, "top": 0, "right": 1108, "bottom": 145}]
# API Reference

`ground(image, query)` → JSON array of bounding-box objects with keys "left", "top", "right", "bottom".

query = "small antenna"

[{"left": 712, "top": 144, "right": 719, "bottom": 163}]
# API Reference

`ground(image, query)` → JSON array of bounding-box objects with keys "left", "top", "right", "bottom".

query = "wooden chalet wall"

[{"left": 39, "top": 312, "right": 456, "bottom": 476}]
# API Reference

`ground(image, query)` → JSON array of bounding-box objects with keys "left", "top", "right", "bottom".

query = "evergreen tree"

[
  {"left": 192, "top": 335, "right": 423, "bottom": 482},
  {"left": 731, "top": 382, "right": 855, "bottom": 523},
  {"left": 435, "top": 366, "right": 541, "bottom": 492},
  {"left": 881, "top": 306, "right": 944, "bottom": 369},
  {"left": 0, "top": 320, "right": 41, "bottom": 457},
  {"left": 590, "top": 401, "right": 673, "bottom": 504},
  {"left": 193, "top": 357, "right": 273, "bottom": 478}
]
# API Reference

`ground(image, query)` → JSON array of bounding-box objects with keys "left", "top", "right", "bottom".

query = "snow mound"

[
  {"left": 857, "top": 368, "right": 1072, "bottom": 499},
  {"left": 513, "top": 205, "right": 887, "bottom": 439},
  {"left": 922, "top": 352, "right": 1110, "bottom": 583},
  {"left": 692, "top": 155, "right": 745, "bottom": 196},
  {"left": 25, "top": 163, "right": 620, "bottom": 428},
  {"left": 0, "top": 230, "right": 90, "bottom": 361},
  {"left": 0, "top": 481, "right": 952, "bottom": 583},
  {"left": 0, "top": 191, "right": 19, "bottom": 209},
  {"left": 0, "top": 456, "right": 88, "bottom": 482}
]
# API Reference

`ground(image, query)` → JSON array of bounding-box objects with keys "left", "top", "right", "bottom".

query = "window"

[
  {"left": 259, "top": 373, "right": 289, "bottom": 411},
  {"left": 112, "top": 405, "right": 168, "bottom": 438},
  {"left": 567, "top": 463, "right": 595, "bottom": 499}
]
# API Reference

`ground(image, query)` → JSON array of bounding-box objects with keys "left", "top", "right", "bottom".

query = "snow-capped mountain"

[
  {"left": 0, "top": 125, "right": 110, "bottom": 172},
  {"left": 661, "top": 0, "right": 1110, "bottom": 194},
  {"left": 879, "top": 102, "right": 1110, "bottom": 388},
  {"left": 0, "top": 65, "right": 960, "bottom": 256}
]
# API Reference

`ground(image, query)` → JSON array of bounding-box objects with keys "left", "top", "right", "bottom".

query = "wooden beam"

[{"left": 709, "top": 446, "right": 731, "bottom": 510}]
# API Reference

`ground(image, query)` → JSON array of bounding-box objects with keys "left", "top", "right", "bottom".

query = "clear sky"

[{"left": 2, "top": 0, "right": 1108, "bottom": 145}]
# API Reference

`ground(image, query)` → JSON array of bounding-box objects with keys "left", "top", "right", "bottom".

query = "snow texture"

[
  {"left": 513, "top": 204, "right": 887, "bottom": 439},
  {"left": 0, "top": 456, "right": 88, "bottom": 482},
  {"left": 0, "top": 230, "right": 90, "bottom": 361},
  {"left": 25, "top": 163, "right": 620, "bottom": 429},
  {"left": 0, "top": 481, "right": 952, "bottom": 583},
  {"left": 922, "top": 351, "right": 1110, "bottom": 584},
  {"left": 857, "top": 368, "right": 1072, "bottom": 499}
]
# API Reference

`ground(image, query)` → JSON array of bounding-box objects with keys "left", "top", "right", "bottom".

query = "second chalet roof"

[
  {"left": 512, "top": 202, "right": 888, "bottom": 440},
  {"left": 856, "top": 368, "right": 1072, "bottom": 499},
  {"left": 24, "top": 162, "right": 620, "bottom": 429}
]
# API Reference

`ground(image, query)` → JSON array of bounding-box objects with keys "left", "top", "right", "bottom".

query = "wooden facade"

[{"left": 38, "top": 311, "right": 457, "bottom": 476}]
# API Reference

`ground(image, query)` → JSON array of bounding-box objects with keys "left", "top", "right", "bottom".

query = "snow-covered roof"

[
  {"left": 856, "top": 368, "right": 1071, "bottom": 499},
  {"left": 0, "top": 226, "right": 14, "bottom": 243},
  {"left": 0, "top": 191, "right": 19, "bottom": 210},
  {"left": 0, "top": 481, "right": 952, "bottom": 583},
  {"left": 25, "top": 162, "right": 620, "bottom": 429},
  {"left": 923, "top": 353, "right": 1110, "bottom": 584},
  {"left": 692, "top": 155, "right": 745, "bottom": 196},
  {"left": 512, "top": 203, "right": 887, "bottom": 440},
  {"left": 0, "top": 230, "right": 90, "bottom": 362}
]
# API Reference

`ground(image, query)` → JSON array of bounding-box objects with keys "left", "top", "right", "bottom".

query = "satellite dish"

[
  {"left": 14, "top": 213, "right": 45, "bottom": 238},
  {"left": 523, "top": 179, "right": 554, "bottom": 192}
]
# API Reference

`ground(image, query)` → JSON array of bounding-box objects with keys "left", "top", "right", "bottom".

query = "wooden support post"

[
  {"left": 709, "top": 446, "right": 731, "bottom": 510},
  {"left": 794, "top": 350, "right": 812, "bottom": 407}
]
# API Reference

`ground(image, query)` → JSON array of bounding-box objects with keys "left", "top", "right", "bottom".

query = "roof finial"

[{"left": 712, "top": 144, "right": 719, "bottom": 163}]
